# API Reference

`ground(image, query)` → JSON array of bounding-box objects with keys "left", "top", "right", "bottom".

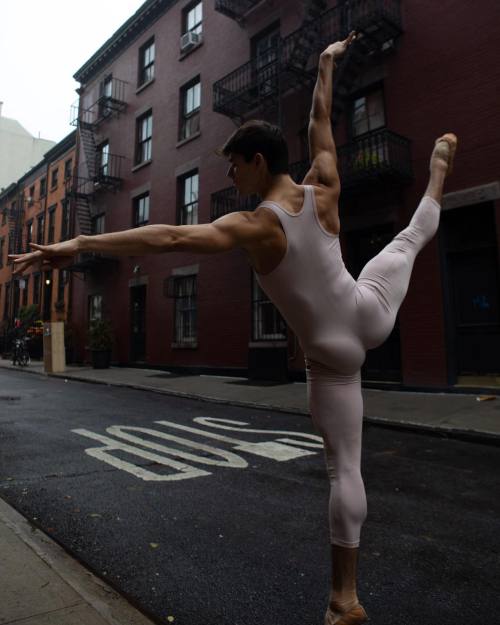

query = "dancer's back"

[{"left": 254, "top": 184, "right": 364, "bottom": 376}]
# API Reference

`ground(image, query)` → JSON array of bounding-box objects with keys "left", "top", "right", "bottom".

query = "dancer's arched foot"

[
  {"left": 431, "top": 133, "right": 458, "bottom": 175},
  {"left": 325, "top": 601, "right": 368, "bottom": 625}
]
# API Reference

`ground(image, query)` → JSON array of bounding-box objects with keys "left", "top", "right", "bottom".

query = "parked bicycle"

[{"left": 12, "top": 336, "right": 31, "bottom": 367}]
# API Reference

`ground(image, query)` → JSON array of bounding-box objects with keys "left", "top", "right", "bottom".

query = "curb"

[{"left": 2, "top": 363, "right": 499, "bottom": 446}]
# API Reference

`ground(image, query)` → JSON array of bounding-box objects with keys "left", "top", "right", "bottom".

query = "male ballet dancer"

[{"left": 10, "top": 32, "right": 457, "bottom": 625}]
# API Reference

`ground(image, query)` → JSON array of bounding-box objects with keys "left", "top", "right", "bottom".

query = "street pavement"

[{"left": 1, "top": 358, "right": 499, "bottom": 624}]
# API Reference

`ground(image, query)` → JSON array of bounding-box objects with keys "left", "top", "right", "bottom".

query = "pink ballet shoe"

[
  {"left": 434, "top": 133, "right": 458, "bottom": 174},
  {"left": 324, "top": 602, "right": 369, "bottom": 625}
]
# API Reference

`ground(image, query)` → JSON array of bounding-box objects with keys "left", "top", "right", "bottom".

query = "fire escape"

[
  {"left": 66, "top": 77, "right": 128, "bottom": 275},
  {"left": 212, "top": 0, "right": 411, "bottom": 217}
]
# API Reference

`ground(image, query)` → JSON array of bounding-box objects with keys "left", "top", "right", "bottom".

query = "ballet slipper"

[
  {"left": 324, "top": 602, "right": 369, "bottom": 625},
  {"left": 434, "top": 133, "right": 458, "bottom": 174}
]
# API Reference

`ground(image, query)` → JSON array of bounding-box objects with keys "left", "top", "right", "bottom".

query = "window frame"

[
  {"left": 47, "top": 205, "right": 56, "bottom": 244},
  {"left": 134, "top": 192, "right": 150, "bottom": 227},
  {"left": 182, "top": 1, "right": 203, "bottom": 36},
  {"left": 172, "top": 275, "right": 197, "bottom": 345},
  {"left": 138, "top": 37, "right": 155, "bottom": 87},
  {"left": 135, "top": 110, "right": 153, "bottom": 165},
  {"left": 350, "top": 85, "right": 386, "bottom": 139},
  {"left": 179, "top": 77, "right": 201, "bottom": 142},
  {"left": 178, "top": 170, "right": 199, "bottom": 225}
]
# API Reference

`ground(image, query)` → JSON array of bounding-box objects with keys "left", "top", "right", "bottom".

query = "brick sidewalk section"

[{"left": 1, "top": 358, "right": 499, "bottom": 444}]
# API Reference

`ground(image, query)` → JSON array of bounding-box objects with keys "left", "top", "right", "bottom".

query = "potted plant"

[{"left": 88, "top": 319, "right": 114, "bottom": 369}]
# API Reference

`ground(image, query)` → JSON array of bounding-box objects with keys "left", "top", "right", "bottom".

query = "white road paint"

[
  {"left": 72, "top": 417, "right": 324, "bottom": 482},
  {"left": 72, "top": 429, "right": 211, "bottom": 481},
  {"left": 105, "top": 426, "right": 248, "bottom": 467}
]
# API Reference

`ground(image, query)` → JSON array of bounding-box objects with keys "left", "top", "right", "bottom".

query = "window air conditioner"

[{"left": 180, "top": 31, "right": 201, "bottom": 52}]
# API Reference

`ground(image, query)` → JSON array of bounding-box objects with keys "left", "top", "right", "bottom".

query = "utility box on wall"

[{"left": 43, "top": 322, "right": 66, "bottom": 373}]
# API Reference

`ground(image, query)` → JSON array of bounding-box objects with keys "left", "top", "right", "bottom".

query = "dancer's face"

[{"left": 226, "top": 152, "right": 267, "bottom": 196}]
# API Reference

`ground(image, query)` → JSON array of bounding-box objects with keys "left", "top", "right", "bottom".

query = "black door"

[
  {"left": 346, "top": 223, "right": 402, "bottom": 382},
  {"left": 130, "top": 285, "right": 146, "bottom": 363},
  {"left": 441, "top": 202, "right": 500, "bottom": 376}
]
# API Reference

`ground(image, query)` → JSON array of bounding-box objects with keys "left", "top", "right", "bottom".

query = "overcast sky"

[{"left": 0, "top": 0, "right": 146, "bottom": 143}]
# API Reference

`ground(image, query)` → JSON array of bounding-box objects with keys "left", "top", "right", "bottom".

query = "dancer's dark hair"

[{"left": 215, "top": 119, "right": 289, "bottom": 175}]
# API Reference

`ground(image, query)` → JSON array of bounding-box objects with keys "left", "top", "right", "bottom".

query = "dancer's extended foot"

[
  {"left": 431, "top": 133, "right": 458, "bottom": 175},
  {"left": 325, "top": 601, "right": 368, "bottom": 625}
]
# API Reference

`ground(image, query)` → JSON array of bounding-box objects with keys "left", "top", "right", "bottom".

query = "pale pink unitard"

[{"left": 255, "top": 185, "right": 441, "bottom": 547}]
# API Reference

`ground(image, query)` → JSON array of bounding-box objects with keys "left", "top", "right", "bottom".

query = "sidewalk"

[
  {"left": 0, "top": 497, "right": 157, "bottom": 625},
  {"left": 1, "top": 358, "right": 499, "bottom": 624}
]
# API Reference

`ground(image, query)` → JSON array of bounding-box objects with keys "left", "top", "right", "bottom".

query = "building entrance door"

[
  {"left": 130, "top": 285, "right": 146, "bottom": 363},
  {"left": 442, "top": 202, "right": 500, "bottom": 376}
]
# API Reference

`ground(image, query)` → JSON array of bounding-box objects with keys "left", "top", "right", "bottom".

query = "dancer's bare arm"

[
  {"left": 303, "top": 32, "right": 356, "bottom": 190},
  {"left": 8, "top": 212, "right": 265, "bottom": 276}
]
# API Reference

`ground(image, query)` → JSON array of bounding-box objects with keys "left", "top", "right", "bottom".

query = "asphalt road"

[{"left": 0, "top": 368, "right": 499, "bottom": 625}]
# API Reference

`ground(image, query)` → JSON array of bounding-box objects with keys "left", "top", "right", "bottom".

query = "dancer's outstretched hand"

[
  {"left": 8, "top": 239, "right": 81, "bottom": 276},
  {"left": 321, "top": 31, "right": 356, "bottom": 61}
]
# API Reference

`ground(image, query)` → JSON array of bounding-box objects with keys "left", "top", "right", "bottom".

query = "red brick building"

[
  {"left": 65, "top": 0, "right": 499, "bottom": 390},
  {"left": 0, "top": 133, "right": 76, "bottom": 345}
]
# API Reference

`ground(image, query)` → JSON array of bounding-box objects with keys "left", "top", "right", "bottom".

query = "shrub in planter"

[{"left": 88, "top": 319, "right": 114, "bottom": 369}]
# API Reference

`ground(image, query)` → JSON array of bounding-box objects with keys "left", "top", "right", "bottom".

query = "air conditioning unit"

[{"left": 180, "top": 31, "right": 202, "bottom": 52}]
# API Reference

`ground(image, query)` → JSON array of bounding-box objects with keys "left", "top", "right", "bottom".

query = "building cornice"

[{"left": 73, "top": 0, "right": 179, "bottom": 84}]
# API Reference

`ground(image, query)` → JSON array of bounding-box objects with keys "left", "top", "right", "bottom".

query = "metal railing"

[
  {"left": 338, "top": 128, "right": 412, "bottom": 189},
  {"left": 94, "top": 153, "right": 125, "bottom": 184},
  {"left": 210, "top": 158, "right": 310, "bottom": 220},
  {"left": 213, "top": 0, "right": 402, "bottom": 119},
  {"left": 214, "top": 0, "right": 263, "bottom": 21},
  {"left": 70, "top": 78, "right": 128, "bottom": 128}
]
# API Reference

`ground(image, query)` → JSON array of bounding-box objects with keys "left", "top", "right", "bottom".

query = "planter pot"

[{"left": 91, "top": 349, "right": 111, "bottom": 369}]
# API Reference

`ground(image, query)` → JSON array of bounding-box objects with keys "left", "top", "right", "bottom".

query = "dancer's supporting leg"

[
  {"left": 306, "top": 362, "right": 369, "bottom": 624},
  {"left": 355, "top": 134, "right": 458, "bottom": 350}
]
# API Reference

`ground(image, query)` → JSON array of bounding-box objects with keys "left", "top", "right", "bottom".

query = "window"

[
  {"left": 89, "top": 294, "right": 103, "bottom": 322},
  {"left": 28, "top": 186, "right": 35, "bottom": 205},
  {"left": 51, "top": 167, "right": 59, "bottom": 189},
  {"left": 61, "top": 200, "right": 70, "bottom": 240},
  {"left": 180, "top": 79, "right": 200, "bottom": 141},
  {"left": 57, "top": 270, "right": 67, "bottom": 304},
  {"left": 64, "top": 159, "right": 72, "bottom": 180},
  {"left": 3, "top": 283, "right": 10, "bottom": 320},
  {"left": 33, "top": 273, "right": 41, "bottom": 305},
  {"left": 252, "top": 276, "right": 287, "bottom": 340},
  {"left": 136, "top": 111, "right": 153, "bottom": 164},
  {"left": 99, "top": 75, "right": 113, "bottom": 118},
  {"left": 48, "top": 206, "right": 56, "bottom": 243},
  {"left": 183, "top": 2, "right": 202, "bottom": 35},
  {"left": 22, "top": 275, "right": 29, "bottom": 307},
  {"left": 251, "top": 25, "right": 280, "bottom": 98},
  {"left": 25, "top": 221, "right": 33, "bottom": 253},
  {"left": 91, "top": 214, "right": 105, "bottom": 235},
  {"left": 173, "top": 275, "right": 197, "bottom": 344},
  {"left": 134, "top": 193, "right": 150, "bottom": 227},
  {"left": 40, "top": 177, "right": 47, "bottom": 198},
  {"left": 97, "top": 142, "right": 110, "bottom": 178},
  {"left": 37, "top": 214, "right": 45, "bottom": 244},
  {"left": 0, "top": 238, "right": 4, "bottom": 268},
  {"left": 139, "top": 38, "right": 155, "bottom": 86},
  {"left": 352, "top": 89, "right": 385, "bottom": 137},
  {"left": 179, "top": 172, "right": 198, "bottom": 225}
]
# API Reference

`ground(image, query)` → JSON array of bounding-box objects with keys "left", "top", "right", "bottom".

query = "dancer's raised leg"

[{"left": 355, "top": 134, "right": 458, "bottom": 350}]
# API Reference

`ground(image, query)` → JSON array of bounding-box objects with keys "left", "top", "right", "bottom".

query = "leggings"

[{"left": 305, "top": 196, "right": 441, "bottom": 547}]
